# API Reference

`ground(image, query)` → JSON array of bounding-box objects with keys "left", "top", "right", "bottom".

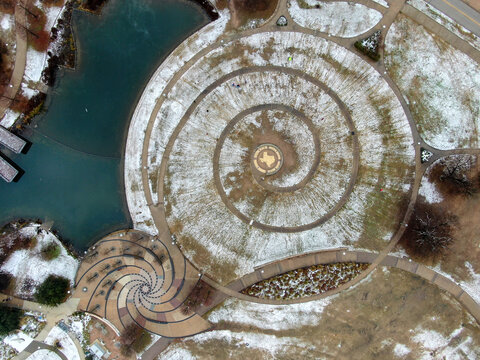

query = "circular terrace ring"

[
  {"left": 181, "top": 70, "right": 361, "bottom": 233},
  {"left": 252, "top": 144, "right": 284, "bottom": 176}
]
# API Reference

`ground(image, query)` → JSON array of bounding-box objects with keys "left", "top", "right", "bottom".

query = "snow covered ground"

[
  {"left": 287, "top": 0, "right": 383, "bottom": 37},
  {"left": 3, "top": 332, "right": 34, "bottom": 353},
  {"left": 0, "top": 224, "right": 78, "bottom": 298},
  {"left": 20, "top": 1, "right": 66, "bottom": 99},
  {"left": 160, "top": 297, "right": 333, "bottom": 359},
  {"left": 418, "top": 174, "right": 443, "bottom": 204},
  {"left": 0, "top": 13, "right": 14, "bottom": 32},
  {"left": 26, "top": 349, "right": 62, "bottom": 360},
  {"left": 412, "top": 326, "right": 478, "bottom": 359},
  {"left": 63, "top": 313, "right": 91, "bottom": 350},
  {"left": 459, "top": 262, "right": 480, "bottom": 306},
  {"left": 207, "top": 297, "right": 332, "bottom": 330},
  {"left": 127, "top": 28, "right": 414, "bottom": 282},
  {"left": 160, "top": 269, "right": 480, "bottom": 359},
  {"left": 372, "top": 0, "right": 389, "bottom": 7},
  {"left": 0, "top": 109, "right": 21, "bottom": 128},
  {"left": 409, "top": 0, "right": 480, "bottom": 51},
  {"left": 44, "top": 326, "right": 80, "bottom": 360},
  {"left": 385, "top": 15, "right": 480, "bottom": 150},
  {"left": 24, "top": 47, "right": 46, "bottom": 84}
]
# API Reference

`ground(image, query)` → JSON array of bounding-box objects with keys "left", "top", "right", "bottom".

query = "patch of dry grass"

[{"left": 167, "top": 269, "right": 480, "bottom": 359}]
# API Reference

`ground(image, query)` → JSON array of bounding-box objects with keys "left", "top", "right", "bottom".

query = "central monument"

[{"left": 252, "top": 143, "right": 284, "bottom": 176}]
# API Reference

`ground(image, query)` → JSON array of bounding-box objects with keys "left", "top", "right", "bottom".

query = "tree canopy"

[
  {"left": 0, "top": 305, "right": 22, "bottom": 335},
  {"left": 34, "top": 275, "right": 70, "bottom": 306}
]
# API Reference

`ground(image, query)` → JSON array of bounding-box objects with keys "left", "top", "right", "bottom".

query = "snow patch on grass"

[
  {"left": 459, "top": 262, "right": 480, "bottom": 305},
  {"left": 0, "top": 224, "right": 78, "bottom": 298},
  {"left": 26, "top": 349, "right": 62, "bottom": 360},
  {"left": 411, "top": 327, "right": 476, "bottom": 359},
  {"left": 207, "top": 297, "right": 331, "bottom": 330},
  {"left": 418, "top": 176, "right": 443, "bottom": 204},
  {"left": 129, "top": 29, "right": 414, "bottom": 282},
  {"left": 125, "top": 11, "right": 230, "bottom": 234},
  {"left": 287, "top": 0, "right": 383, "bottom": 37},
  {"left": 44, "top": 326, "right": 80, "bottom": 360},
  {"left": 0, "top": 109, "right": 20, "bottom": 128},
  {"left": 0, "top": 13, "right": 14, "bottom": 31},
  {"left": 158, "top": 347, "right": 195, "bottom": 360},
  {"left": 409, "top": 0, "right": 480, "bottom": 51},
  {"left": 3, "top": 332, "right": 33, "bottom": 352},
  {"left": 393, "top": 343, "right": 411, "bottom": 357},
  {"left": 24, "top": 48, "right": 46, "bottom": 83},
  {"left": 385, "top": 16, "right": 480, "bottom": 149}
]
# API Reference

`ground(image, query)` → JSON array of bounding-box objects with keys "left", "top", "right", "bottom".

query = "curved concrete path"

[
  {"left": 15, "top": 340, "right": 68, "bottom": 360},
  {"left": 200, "top": 248, "right": 479, "bottom": 326}
]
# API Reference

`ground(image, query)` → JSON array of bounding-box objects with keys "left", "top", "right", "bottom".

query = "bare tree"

[
  {"left": 439, "top": 155, "right": 476, "bottom": 196},
  {"left": 401, "top": 202, "right": 456, "bottom": 260},
  {"left": 412, "top": 212, "right": 453, "bottom": 256}
]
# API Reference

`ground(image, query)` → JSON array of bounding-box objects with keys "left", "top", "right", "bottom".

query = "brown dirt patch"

[
  {"left": 227, "top": 0, "right": 278, "bottom": 28},
  {"left": 400, "top": 157, "right": 480, "bottom": 281},
  {"left": 223, "top": 110, "right": 299, "bottom": 211}
]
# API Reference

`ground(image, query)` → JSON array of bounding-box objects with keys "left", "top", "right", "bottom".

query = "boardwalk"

[
  {"left": 0, "top": 126, "right": 26, "bottom": 153},
  {"left": 0, "top": 156, "right": 18, "bottom": 182}
]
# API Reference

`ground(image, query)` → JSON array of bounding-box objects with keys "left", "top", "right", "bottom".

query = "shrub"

[
  {"left": 437, "top": 155, "right": 477, "bottom": 197},
  {"left": 31, "top": 29, "right": 50, "bottom": 52},
  {"left": 0, "top": 305, "right": 22, "bottom": 335},
  {"left": 119, "top": 323, "right": 143, "bottom": 356},
  {"left": 132, "top": 330, "right": 152, "bottom": 353},
  {"left": 41, "top": 0, "right": 65, "bottom": 7},
  {"left": 41, "top": 242, "right": 61, "bottom": 260},
  {"left": 0, "top": 272, "right": 12, "bottom": 291},
  {"left": 0, "top": 0, "right": 15, "bottom": 14},
  {"left": 354, "top": 30, "right": 381, "bottom": 61},
  {"left": 82, "top": 0, "right": 108, "bottom": 12},
  {"left": 181, "top": 280, "right": 214, "bottom": 314},
  {"left": 34, "top": 275, "right": 69, "bottom": 306}
]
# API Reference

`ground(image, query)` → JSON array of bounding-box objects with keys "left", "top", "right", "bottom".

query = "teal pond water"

[{"left": 0, "top": 0, "right": 208, "bottom": 250}]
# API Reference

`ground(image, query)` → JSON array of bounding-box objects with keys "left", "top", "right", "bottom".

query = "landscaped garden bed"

[{"left": 242, "top": 262, "right": 369, "bottom": 300}]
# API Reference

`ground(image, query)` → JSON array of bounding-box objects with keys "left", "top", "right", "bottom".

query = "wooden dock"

[
  {"left": 0, "top": 156, "right": 18, "bottom": 182},
  {"left": 0, "top": 125, "right": 26, "bottom": 153}
]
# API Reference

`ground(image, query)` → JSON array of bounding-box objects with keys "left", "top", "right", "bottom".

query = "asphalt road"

[{"left": 427, "top": 0, "right": 480, "bottom": 37}]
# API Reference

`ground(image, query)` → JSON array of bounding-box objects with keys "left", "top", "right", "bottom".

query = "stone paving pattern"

[{"left": 72, "top": 230, "right": 211, "bottom": 338}]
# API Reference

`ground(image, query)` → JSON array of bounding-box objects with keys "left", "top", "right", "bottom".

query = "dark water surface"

[{"left": 0, "top": 0, "right": 208, "bottom": 250}]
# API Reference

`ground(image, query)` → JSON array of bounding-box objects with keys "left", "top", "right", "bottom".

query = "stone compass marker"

[{"left": 253, "top": 144, "right": 284, "bottom": 175}]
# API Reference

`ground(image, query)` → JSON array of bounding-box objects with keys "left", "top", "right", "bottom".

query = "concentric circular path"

[{"left": 126, "top": 24, "right": 415, "bottom": 284}]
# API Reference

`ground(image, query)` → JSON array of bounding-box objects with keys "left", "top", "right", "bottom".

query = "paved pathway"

[
  {"left": 428, "top": 0, "right": 480, "bottom": 37},
  {"left": 26, "top": 0, "right": 475, "bottom": 357},
  {"left": 15, "top": 340, "right": 68, "bottom": 360},
  {"left": 0, "top": 1, "right": 28, "bottom": 122},
  {"left": 402, "top": 4, "right": 480, "bottom": 63},
  {"left": 200, "top": 248, "right": 479, "bottom": 325},
  {"left": 136, "top": 1, "right": 480, "bottom": 356}
]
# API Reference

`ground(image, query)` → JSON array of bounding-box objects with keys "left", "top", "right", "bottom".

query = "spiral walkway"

[{"left": 72, "top": 230, "right": 211, "bottom": 338}]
